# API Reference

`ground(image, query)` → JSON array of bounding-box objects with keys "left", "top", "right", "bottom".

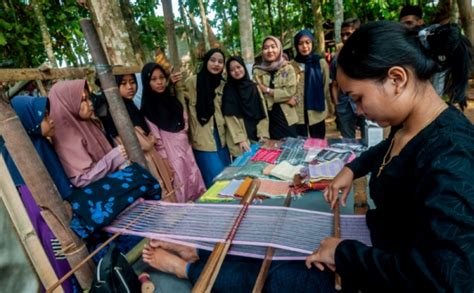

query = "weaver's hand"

[
  {"left": 324, "top": 166, "right": 353, "bottom": 209},
  {"left": 305, "top": 237, "right": 342, "bottom": 272},
  {"left": 239, "top": 141, "right": 251, "bottom": 153}
]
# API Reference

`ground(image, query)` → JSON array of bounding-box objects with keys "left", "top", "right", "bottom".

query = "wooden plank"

[{"left": 0, "top": 66, "right": 142, "bottom": 82}]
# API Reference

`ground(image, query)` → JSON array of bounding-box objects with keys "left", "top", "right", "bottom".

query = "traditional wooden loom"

[
  {"left": 0, "top": 18, "right": 175, "bottom": 291},
  {"left": 0, "top": 16, "right": 370, "bottom": 291}
]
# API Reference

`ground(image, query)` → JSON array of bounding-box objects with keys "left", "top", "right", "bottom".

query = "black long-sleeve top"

[{"left": 335, "top": 107, "right": 474, "bottom": 292}]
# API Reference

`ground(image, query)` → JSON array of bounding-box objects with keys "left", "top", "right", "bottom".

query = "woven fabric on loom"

[
  {"left": 235, "top": 161, "right": 270, "bottom": 178},
  {"left": 105, "top": 200, "right": 372, "bottom": 260},
  {"left": 231, "top": 143, "right": 260, "bottom": 167},
  {"left": 308, "top": 159, "right": 345, "bottom": 180},
  {"left": 218, "top": 179, "right": 244, "bottom": 198},
  {"left": 275, "top": 147, "right": 307, "bottom": 165},
  {"left": 305, "top": 148, "right": 322, "bottom": 163},
  {"left": 198, "top": 181, "right": 234, "bottom": 203},
  {"left": 257, "top": 179, "right": 290, "bottom": 198},
  {"left": 251, "top": 149, "right": 282, "bottom": 164},
  {"left": 270, "top": 161, "right": 304, "bottom": 181},
  {"left": 260, "top": 139, "right": 284, "bottom": 150},
  {"left": 281, "top": 137, "right": 306, "bottom": 150},
  {"left": 212, "top": 167, "right": 242, "bottom": 181},
  {"left": 313, "top": 148, "right": 356, "bottom": 163},
  {"left": 303, "top": 138, "right": 329, "bottom": 149}
]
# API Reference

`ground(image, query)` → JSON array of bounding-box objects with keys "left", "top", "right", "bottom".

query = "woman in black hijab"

[
  {"left": 181, "top": 48, "right": 231, "bottom": 188},
  {"left": 100, "top": 73, "right": 175, "bottom": 199},
  {"left": 141, "top": 63, "right": 205, "bottom": 202},
  {"left": 222, "top": 56, "right": 268, "bottom": 156}
]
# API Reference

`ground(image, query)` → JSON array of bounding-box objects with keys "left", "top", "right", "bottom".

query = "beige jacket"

[
  {"left": 224, "top": 87, "right": 270, "bottom": 157},
  {"left": 290, "top": 59, "right": 331, "bottom": 125},
  {"left": 178, "top": 75, "right": 227, "bottom": 152},
  {"left": 253, "top": 63, "right": 298, "bottom": 126}
]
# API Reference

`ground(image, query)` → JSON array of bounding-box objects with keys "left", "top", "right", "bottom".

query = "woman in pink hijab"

[{"left": 48, "top": 79, "right": 128, "bottom": 187}]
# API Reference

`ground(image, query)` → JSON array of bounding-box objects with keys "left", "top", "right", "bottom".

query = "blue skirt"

[{"left": 193, "top": 128, "right": 230, "bottom": 187}]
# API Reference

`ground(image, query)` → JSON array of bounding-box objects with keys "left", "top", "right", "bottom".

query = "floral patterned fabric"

[{"left": 68, "top": 163, "right": 161, "bottom": 237}]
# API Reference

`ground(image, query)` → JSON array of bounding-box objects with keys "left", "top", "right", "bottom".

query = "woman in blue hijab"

[
  {"left": 0, "top": 96, "right": 75, "bottom": 292},
  {"left": 291, "top": 29, "right": 331, "bottom": 138}
]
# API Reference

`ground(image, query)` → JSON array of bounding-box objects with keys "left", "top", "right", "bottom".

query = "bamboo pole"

[
  {"left": 252, "top": 189, "right": 293, "bottom": 292},
  {"left": 0, "top": 97, "right": 94, "bottom": 288},
  {"left": 192, "top": 179, "right": 260, "bottom": 292},
  {"left": 0, "top": 66, "right": 142, "bottom": 82},
  {"left": 0, "top": 156, "right": 64, "bottom": 293},
  {"left": 80, "top": 18, "right": 148, "bottom": 170}
]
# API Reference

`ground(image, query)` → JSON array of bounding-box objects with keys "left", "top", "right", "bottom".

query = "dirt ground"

[{"left": 325, "top": 80, "right": 474, "bottom": 139}]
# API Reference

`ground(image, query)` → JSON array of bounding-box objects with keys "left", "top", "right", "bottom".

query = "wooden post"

[
  {"left": 0, "top": 156, "right": 64, "bottom": 293},
  {"left": 80, "top": 18, "right": 148, "bottom": 170},
  {"left": 193, "top": 179, "right": 260, "bottom": 292},
  {"left": 0, "top": 99, "right": 94, "bottom": 288}
]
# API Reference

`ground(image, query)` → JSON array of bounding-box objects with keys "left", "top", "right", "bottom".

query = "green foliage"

[
  {"left": 130, "top": 0, "right": 167, "bottom": 51},
  {"left": 0, "top": 0, "right": 449, "bottom": 69},
  {"left": 1, "top": 1, "right": 45, "bottom": 67}
]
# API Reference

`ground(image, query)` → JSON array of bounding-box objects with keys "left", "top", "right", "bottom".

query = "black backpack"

[{"left": 90, "top": 244, "right": 141, "bottom": 293}]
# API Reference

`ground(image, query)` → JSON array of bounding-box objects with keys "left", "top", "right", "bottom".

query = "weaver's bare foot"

[
  {"left": 149, "top": 239, "right": 199, "bottom": 262},
  {"left": 142, "top": 246, "right": 188, "bottom": 279}
]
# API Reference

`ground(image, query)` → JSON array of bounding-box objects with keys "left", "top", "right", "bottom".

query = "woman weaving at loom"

[{"left": 142, "top": 21, "right": 474, "bottom": 292}]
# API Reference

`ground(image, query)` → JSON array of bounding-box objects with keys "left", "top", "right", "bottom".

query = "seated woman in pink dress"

[
  {"left": 140, "top": 63, "right": 206, "bottom": 202},
  {"left": 48, "top": 79, "right": 161, "bottom": 237},
  {"left": 48, "top": 79, "right": 127, "bottom": 187}
]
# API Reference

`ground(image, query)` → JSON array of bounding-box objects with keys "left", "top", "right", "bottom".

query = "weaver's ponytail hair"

[
  {"left": 422, "top": 23, "right": 472, "bottom": 108},
  {"left": 338, "top": 21, "right": 472, "bottom": 108}
]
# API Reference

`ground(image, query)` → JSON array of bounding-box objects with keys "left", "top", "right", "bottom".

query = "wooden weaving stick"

[
  {"left": 192, "top": 179, "right": 260, "bottom": 293},
  {"left": 334, "top": 198, "right": 342, "bottom": 291},
  {"left": 252, "top": 187, "right": 293, "bottom": 293}
]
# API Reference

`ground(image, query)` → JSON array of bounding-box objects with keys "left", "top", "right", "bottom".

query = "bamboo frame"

[
  {"left": 46, "top": 200, "right": 158, "bottom": 292},
  {"left": 0, "top": 66, "right": 142, "bottom": 82},
  {"left": 0, "top": 156, "right": 64, "bottom": 293},
  {"left": 192, "top": 179, "right": 260, "bottom": 293}
]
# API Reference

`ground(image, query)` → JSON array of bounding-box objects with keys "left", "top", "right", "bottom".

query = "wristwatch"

[{"left": 265, "top": 87, "right": 270, "bottom": 94}]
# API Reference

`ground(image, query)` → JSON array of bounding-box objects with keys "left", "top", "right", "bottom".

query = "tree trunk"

[
  {"left": 311, "top": 0, "right": 325, "bottom": 54},
  {"left": 237, "top": 0, "right": 255, "bottom": 69},
  {"left": 178, "top": 0, "right": 197, "bottom": 69},
  {"left": 277, "top": 0, "right": 284, "bottom": 41},
  {"left": 119, "top": 0, "right": 148, "bottom": 66},
  {"left": 86, "top": 0, "right": 138, "bottom": 66},
  {"left": 220, "top": 4, "right": 231, "bottom": 51},
  {"left": 161, "top": 0, "right": 181, "bottom": 69},
  {"left": 456, "top": 0, "right": 473, "bottom": 46},
  {"left": 333, "top": 0, "right": 344, "bottom": 44},
  {"left": 197, "top": 0, "right": 211, "bottom": 52},
  {"left": 265, "top": 0, "right": 275, "bottom": 36},
  {"left": 31, "top": 0, "right": 58, "bottom": 67}
]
